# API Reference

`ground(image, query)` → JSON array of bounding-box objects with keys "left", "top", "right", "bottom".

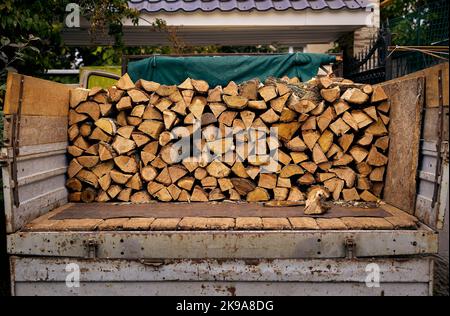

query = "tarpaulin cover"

[{"left": 127, "top": 53, "right": 336, "bottom": 86}]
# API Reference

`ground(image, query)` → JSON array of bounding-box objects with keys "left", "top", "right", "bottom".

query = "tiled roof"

[{"left": 128, "top": 0, "right": 368, "bottom": 13}]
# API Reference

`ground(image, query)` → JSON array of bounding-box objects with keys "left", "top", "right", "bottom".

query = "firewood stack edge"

[{"left": 67, "top": 74, "right": 390, "bottom": 204}]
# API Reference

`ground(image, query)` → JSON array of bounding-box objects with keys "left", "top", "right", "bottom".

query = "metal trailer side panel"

[
  {"left": 7, "top": 229, "right": 438, "bottom": 260},
  {"left": 10, "top": 257, "right": 433, "bottom": 296}
]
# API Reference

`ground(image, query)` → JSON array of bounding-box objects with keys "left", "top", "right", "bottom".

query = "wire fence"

[{"left": 387, "top": 0, "right": 449, "bottom": 78}]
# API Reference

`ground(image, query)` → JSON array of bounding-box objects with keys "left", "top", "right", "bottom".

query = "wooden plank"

[
  {"left": 178, "top": 217, "right": 235, "bottom": 230},
  {"left": 50, "top": 219, "right": 103, "bottom": 231},
  {"left": 262, "top": 218, "right": 292, "bottom": 230},
  {"left": 341, "top": 217, "right": 394, "bottom": 230},
  {"left": 97, "top": 218, "right": 130, "bottom": 231},
  {"left": 4, "top": 72, "right": 70, "bottom": 116},
  {"left": 381, "top": 77, "right": 424, "bottom": 214},
  {"left": 316, "top": 218, "right": 347, "bottom": 230},
  {"left": 3, "top": 115, "right": 68, "bottom": 147},
  {"left": 422, "top": 107, "right": 449, "bottom": 142},
  {"left": 122, "top": 218, "right": 155, "bottom": 230},
  {"left": 383, "top": 63, "right": 448, "bottom": 108},
  {"left": 235, "top": 217, "right": 263, "bottom": 230},
  {"left": 288, "top": 217, "right": 320, "bottom": 230},
  {"left": 149, "top": 218, "right": 181, "bottom": 231}
]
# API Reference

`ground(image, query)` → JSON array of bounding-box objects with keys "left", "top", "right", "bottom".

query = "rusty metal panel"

[
  {"left": 7, "top": 229, "right": 438, "bottom": 259},
  {"left": 10, "top": 257, "right": 433, "bottom": 296}
]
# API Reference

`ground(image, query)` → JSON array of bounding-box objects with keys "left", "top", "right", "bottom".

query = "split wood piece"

[
  {"left": 342, "top": 188, "right": 360, "bottom": 201},
  {"left": 70, "top": 88, "right": 89, "bottom": 108},
  {"left": 274, "top": 187, "right": 289, "bottom": 200},
  {"left": 342, "top": 112, "right": 359, "bottom": 131},
  {"left": 349, "top": 146, "right": 369, "bottom": 163},
  {"left": 370, "top": 167, "right": 385, "bottom": 182},
  {"left": 352, "top": 110, "right": 373, "bottom": 129},
  {"left": 298, "top": 173, "right": 316, "bottom": 185},
  {"left": 77, "top": 156, "right": 99, "bottom": 168},
  {"left": 287, "top": 187, "right": 305, "bottom": 202},
  {"left": 67, "top": 146, "right": 84, "bottom": 157},
  {"left": 66, "top": 178, "right": 82, "bottom": 192},
  {"left": 367, "top": 147, "right": 389, "bottom": 166},
  {"left": 90, "top": 127, "right": 112, "bottom": 143},
  {"left": 218, "top": 111, "right": 238, "bottom": 126},
  {"left": 290, "top": 152, "right": 308, "bottom": 164},
  {"left": 280, "top": 164, "right": 304, "bottom": 178},
  {"left": 116, "top": 74, "right": 135, "bottom": 90},
  {"left": 366, "top": 119, "right": 388, "bottom": 136},
  {"left": 92, "top": 161, "right": 114, "bottom": 178},
  {"left": 117, "top": 126, "right": 134, "bottom": 139},
  {"left": 333, "top": 100, "right": 350, "bottom": 116},
  {"left": 191, "top": 186, "right": 209, "bottom": 202},
  {"left": 333, "top": 154, "right": 353, "bottom": 166},
  {"left": 76, "top": 101, "right": 100, "bottom": 121},
  {"left": 270, "top": 93, "right": 290, "bottom": 113},
  {"left": 318, "top": 130, "right": 334, "bottom": 153},
  {"left": 240, "top": 80, "right": 258, "bottom": 100},
  {"left": 304, "top": 187, "right": 330, "bottom": 215},
  {"left": 138, "top": 120, "right": 164, "bottom": 139},
  {"left": 116, "top": 96, "right": 132, "bottom": 111},
  {"left": 286, "top": 136, "right": 307, "bottom": 152},
  {"left": 341, "top": 88, "right": 369, "bottom": 104},
  {"left": 95, "top": 118, "right": 117, "bottom": 136},
  {"left": 223, "top": 81, "right": 239, "bottom": 96},
  {"left": 260, "top": 108, "right": 280, "bottom": 124},
  {"left": 357, "top": 162, "right": 373, "bottom": 176},
  {"left": 223, "top": 95, "right": 248, "bottom": 110},
  {"left": 289, "top": 99, "right": 317, "bottom": 114},
  {"left": 259, "top": 85, "right": 277, "bottom": 102},
  {"left": 360, "top": 190, "right": 379, "bottom": 202},
  {"left": 377, "top": 101, "right": 390, "bottom": 113},
  {"left": 128, "top": 89, "right": 149, "bottom": 103},
  {"left": 301, "top": 116, "right": 316, "bottom": 131},
  {"left": 320, "top": 86, "right": 340, "bottom": 103},
  {"left": 331, "top": 168, "right": 356, "bottom": 188},
  {"left": 357, "top": 133, "right": 373, "bottom": 146},
  {"left": 338, "top": 133, "right": 354, "bottom": 152},
  {"left": 112, "top": 135, "right": 136, "bottom": 155},
  {"left": 76, "top": 170, "right": 98, "bottom": 188},
  {"left": 302, "top": 130, "right": 320, "bottom": 151},
  {"left": 126, "top": 173, "right": 142, "bottom": 190},
  {"left": 329, "top": 118, "right": 350, "bottom": 136},
  {"left": 69, "top": 110, "right": 88, "bottom": 125},
  {"left": 231, "top": 178, "right": 256, "bottom": 196},
  {"left": 110, "top": 170, "right": 132, "bottom": 185},
  {"left": 247, "top": 187, "right": 270, "bottom": 202},
  {"left": 371, "top": 86, "right": 388, "bottom": 103},
  {"left": 114, "top": 156, "right": 138, "bottom": 173},
  {"left": 279, "top": 108, "right": 297, "bottom": 122},
  {"left": 143, "top": 105, "right": 163, "bottom": 120},
  {"left": 205, "top": 104, "right": 225, "bottom": 120}
]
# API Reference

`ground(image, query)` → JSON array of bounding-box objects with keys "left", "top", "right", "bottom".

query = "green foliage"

[{"left": 381, "top": 0, "right": 448, "bottom": 46}]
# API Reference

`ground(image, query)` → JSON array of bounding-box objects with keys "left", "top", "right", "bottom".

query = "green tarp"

[{"left": 128, "top": 53, "right": 336, "bottom": 86}]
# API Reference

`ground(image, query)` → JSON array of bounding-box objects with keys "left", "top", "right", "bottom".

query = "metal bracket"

[
  {"left": 431, "top": 69, "right": 445, "bottom": 209},
  {"left": 11, "top": 75, "right": 25, "bottom": 208},
  {"left": 84, "top": 239, "right": 98, "bottom": 259},
  {"left": 344, "top": 238, "right": 356, "bottom": 259}
]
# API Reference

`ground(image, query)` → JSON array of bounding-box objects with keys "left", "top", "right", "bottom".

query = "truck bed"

[{"left": 22, "top": 202, "right": 418, "bottom": 232}]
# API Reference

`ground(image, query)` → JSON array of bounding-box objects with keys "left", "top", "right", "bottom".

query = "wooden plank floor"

[{"left": 23, "top": 202, "right": 419, "bottom": 232}]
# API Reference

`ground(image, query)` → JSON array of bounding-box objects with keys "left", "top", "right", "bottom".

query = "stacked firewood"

[{"left": 67, "top": 73, "right": 390, "bottom": 203}]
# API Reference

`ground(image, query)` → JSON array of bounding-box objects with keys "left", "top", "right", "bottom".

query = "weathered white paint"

[
  {"left": 10, "top": 257, "right": 433, "bottom": 296},
  {"left": 7, "top": 228, "right": 438, "bottom": 259}
]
